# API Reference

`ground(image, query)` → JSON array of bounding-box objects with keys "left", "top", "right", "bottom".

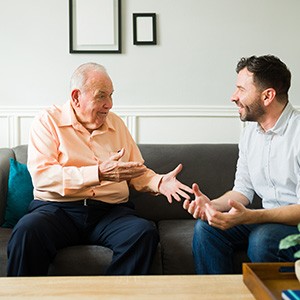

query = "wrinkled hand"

[
  {"left": 183, "top": 183, "right": 211, "bottom": 219},
  {"left": 159, "top": 164, "right": 193, "bottom": 203},
  {"left": 99, "top": 148, "right": 147, "bottom": 182},
  {"left": 205, "top": 199, "right": 248, "bottom": 230}
]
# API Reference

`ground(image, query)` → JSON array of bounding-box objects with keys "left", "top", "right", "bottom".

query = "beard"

[{"left": 239, "top": 100, "right": 266, "bottom": 122}]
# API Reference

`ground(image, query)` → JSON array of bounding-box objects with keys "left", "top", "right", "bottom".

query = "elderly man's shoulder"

[{"left": 33, "top": 103, "right": 68, "bottom": 127}]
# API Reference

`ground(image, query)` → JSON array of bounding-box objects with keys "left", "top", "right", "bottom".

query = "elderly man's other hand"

[
  {"left": 158, "top": 164, "right": 193, "bottom": 203},
  {"left": 99, "top": 148, "right": 147, "bottom": 182}
]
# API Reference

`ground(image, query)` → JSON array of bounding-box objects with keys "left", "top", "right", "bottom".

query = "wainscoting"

[{"left": 0, "top": 105, "right": 244, "bottom": 148}]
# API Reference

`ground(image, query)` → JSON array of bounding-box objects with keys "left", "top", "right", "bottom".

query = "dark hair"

[{"left": 236, "top": 55, "right": 291, "bottom": 103}]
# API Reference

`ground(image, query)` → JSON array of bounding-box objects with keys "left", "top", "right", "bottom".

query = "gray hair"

[{"left": 70, "top": 62, "right": 108, "bottom": 91}]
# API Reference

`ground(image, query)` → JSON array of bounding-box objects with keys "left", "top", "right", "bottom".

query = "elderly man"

[{"left": 7, "top": 63, "right": 193, "bottom": 276}]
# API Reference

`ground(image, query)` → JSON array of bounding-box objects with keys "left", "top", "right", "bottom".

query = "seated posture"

[
  {"left": 7, "top": 63, "right": 193, "bottom": 276},
  {"left": 184, "top": 55, "right": 300, "bottom": 274}
]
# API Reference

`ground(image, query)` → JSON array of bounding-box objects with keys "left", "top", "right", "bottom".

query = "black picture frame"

[
  {"left": 133, "top": 13, "right": 157, "bottom": 45},
  {"left": 69, "top": 0, "right": 121, "bottom": 53}
]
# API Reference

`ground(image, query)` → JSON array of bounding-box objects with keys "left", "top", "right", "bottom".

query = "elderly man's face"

[{"left": 72, "top": 71, "right": 114, "bottom": 132}]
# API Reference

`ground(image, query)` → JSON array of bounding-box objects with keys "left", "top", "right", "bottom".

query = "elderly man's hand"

[
  {"left": 99, "top": 148, "right": 147, "bottom": 182},
  {"left": 158, "top": 164, "right": 193, "bottom": 203}
]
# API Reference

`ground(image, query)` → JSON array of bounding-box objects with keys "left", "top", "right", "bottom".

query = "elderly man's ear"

[{"left": 71, "top": 89, "right": 80, "bottom": 107}]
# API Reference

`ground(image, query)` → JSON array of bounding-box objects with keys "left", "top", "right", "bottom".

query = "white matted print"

[
  {"left": 69, "top": 0, "right": 121, "bottom": 53},
  {"left": 133, "top": 13, "right": 157, "bottom": 45}
]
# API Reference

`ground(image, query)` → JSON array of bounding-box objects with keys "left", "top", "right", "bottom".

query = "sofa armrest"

[{"left": 0, "top": 148, "right": 15, "bottom": 225}]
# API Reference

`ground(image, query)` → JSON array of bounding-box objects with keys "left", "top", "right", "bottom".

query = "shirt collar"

[
  {"left": 58, "top": 101, "right": 116, "bottom": 133},
  {"left": 57, "top": 101, "right": 73, "bottom": 127},
  {"left": 256, "top": 102, "right": 294, "bottom": 135}
]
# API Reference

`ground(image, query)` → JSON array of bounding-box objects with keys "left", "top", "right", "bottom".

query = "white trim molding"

[
  {"left": 0, "top": 106, "right": 43, "bottom": 147},
  {"left": 3, "top": 104, "right": 298, "bottom": 147},
  {"left": 112, "top": 105, "right": 243, "bottom": 142}
]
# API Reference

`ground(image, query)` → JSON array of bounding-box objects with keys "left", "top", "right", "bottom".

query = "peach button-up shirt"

[{"left": 27, "top": 101, "right": 162, "bottom": 203}]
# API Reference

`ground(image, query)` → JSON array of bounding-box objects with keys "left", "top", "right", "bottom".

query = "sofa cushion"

[
  {"left": 159, "top": 219, "right": 250, "bottom": 275},
  {"left": 2, "top": 159, "right": 33, "bottom": 228},
  {"left": 130, "top": 144, "right": 239, "bottom": 222},
  {"left": 48, "top": 245, "right": 113, "bottom": 276},
  {"left": 48, "top": 243, "right": 163, "bottom": 275},
  {"left": 158, "top": 219, "right": 196, "bottom": 274}
]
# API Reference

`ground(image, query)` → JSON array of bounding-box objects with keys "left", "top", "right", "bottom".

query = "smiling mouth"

[
  {"left": 97, "top": 112, "right": 108, "bottom": 116},
  {"left": 234, "top": 101, "right": 244, "bottom": 112}
]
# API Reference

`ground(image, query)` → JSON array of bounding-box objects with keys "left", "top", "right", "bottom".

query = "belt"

[
  {"left": 70, "top": 199, "right": 110, "bottom": 207},
  {"left": 63, "top": 199, "right": 133, "bottom": 209}
]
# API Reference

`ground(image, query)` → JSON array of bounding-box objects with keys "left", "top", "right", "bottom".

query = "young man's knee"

[
  {"left": 194, "top": 219, "right": 211, "bottom": 236},
  {"left": 248, "top": 227, "right": 281, "bottom": 262}
]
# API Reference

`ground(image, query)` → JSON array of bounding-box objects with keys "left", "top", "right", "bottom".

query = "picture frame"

[
  {"left": 133, "top": 13, "right": 157, "bottom": 45},
  {"left": 69, "top": 0, "right": 121, "bottom": 53}
]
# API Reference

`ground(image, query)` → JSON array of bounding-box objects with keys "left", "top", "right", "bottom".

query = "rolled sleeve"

[{"left": 130, "top": 170, "right": 163, "bottom": 194}]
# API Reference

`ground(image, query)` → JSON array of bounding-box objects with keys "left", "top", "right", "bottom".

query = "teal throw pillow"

[{"left": 2, "top": 158, "right": 34, "bottom": 228}]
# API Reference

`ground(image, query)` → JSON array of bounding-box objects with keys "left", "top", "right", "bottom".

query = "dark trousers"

[{"left": 7, "top": 199, "right": 159, "bottom": 276}]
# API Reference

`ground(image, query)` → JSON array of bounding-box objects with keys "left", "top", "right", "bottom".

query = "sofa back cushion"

[
  {"left": 1, "top": 144, "right": 259, "bottom": 225},
  {"left": 130, "top": 144, "right": 239, "bottom": 222}
]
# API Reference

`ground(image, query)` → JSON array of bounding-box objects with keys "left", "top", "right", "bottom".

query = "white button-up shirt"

[{"left": 233, "top": 102, "right": 300, "bottom": 209}]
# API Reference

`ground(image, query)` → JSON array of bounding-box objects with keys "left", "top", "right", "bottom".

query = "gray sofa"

[{"left": 0, "top": 144, "right": 262, "bottom": 277}]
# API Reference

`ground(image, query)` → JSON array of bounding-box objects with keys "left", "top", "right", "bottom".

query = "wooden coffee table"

[{"left": 0, "top": 274, "right": 254, "bottom": 299}]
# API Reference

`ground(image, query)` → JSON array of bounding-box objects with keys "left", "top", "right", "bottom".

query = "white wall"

[{"left": 0, "top": 0, "right": 300, "bottom": 146}]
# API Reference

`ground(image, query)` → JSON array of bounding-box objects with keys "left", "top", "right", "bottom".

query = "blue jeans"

[{"left": 193, "top": 219, "right": 299, "bottom": 274}]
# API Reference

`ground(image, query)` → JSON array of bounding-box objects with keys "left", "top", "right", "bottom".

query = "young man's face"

[{"left": 231, "top": 67, "right": 265, "bottom": 122}]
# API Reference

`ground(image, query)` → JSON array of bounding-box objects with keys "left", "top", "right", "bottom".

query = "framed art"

[
  {"left": 69, "top": 0, "right": 121, "bottom": 53},
  {"left": 133, "top": 13, "right": 157, "bottom": 45}
]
